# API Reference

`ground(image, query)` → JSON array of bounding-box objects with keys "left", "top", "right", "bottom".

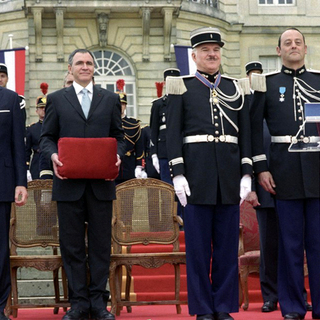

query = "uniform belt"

[
  {"left": 159, "top": 124, "right": 166, "bottom": 130},
  {"left": 183, "top": 134, "right": 238, "bottom": 144},
  {"left": 271, "top": 135, "right": 320, "bottom": 144}
]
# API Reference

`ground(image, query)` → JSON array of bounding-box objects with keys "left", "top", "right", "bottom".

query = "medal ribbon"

[{"left": 195, "top": 71, "right": 221, "bottom": 91}]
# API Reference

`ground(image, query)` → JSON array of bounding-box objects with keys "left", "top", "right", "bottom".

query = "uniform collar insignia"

[
  {"left": 199, "top": 70, "right": 220, "bottom": 83},
  {"left": 281, "top": 65, "right": 306, "bottom": 76}
]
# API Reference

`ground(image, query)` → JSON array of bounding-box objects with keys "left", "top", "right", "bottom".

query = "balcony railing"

[{"left": 187, "top": 0, "right": 218, "bottom": 8}]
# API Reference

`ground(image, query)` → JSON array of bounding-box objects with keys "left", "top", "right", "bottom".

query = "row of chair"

[
  {"left": 5, "top": 178, "right": 269, "bottom": 318},
  {"left": 6, "top": 178, "right": 187, "bottom": 318}
]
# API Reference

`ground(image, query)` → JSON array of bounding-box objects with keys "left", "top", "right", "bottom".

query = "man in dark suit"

[
  {"left": 0, "top": 86, "right": 28, "bottom": 320},
  {"left": 40, "top": 49, "right": 125, "bottom": 320}
]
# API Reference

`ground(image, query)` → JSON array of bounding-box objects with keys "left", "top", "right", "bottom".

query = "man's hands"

[
  {"left": 15, "top": 186, "right": 28, "bottom": 206},
  {"left": 240, "top": 174, "right": 252, "bottom": 203},
  {"left": 172, "top": 174, "right": 191, "bottom": 207},
  {"left": 258, "top": 171, "right": 276, "bottom": 195},
  {"left": 51, "top": 153, "right": 67, "bottom": 180},
  {"left": 245, "top": 191, "right": 260, "bottom": 207},
  {"left": 135, "top": 165, "right": 147, "bottom": 179},
  {"left": 151, "top": 154, "right": 160, "bottom": 174}
]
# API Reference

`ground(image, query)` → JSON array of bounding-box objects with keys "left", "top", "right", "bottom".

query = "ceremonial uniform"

[
  {"left": 141, "top": 125, "right": 160, "bottom": 179},
  {"left": 116, "top": 115, "right": 144, "bottom": 182},
  {"left": 25, "top": 120, "right": 42, "bottom": 179},
  {"left": 250, "top": 65, "right": 320, "bottom": 319},
  {"left": 150, "top": 95, "right": 171, "bottom": 182},
  {"left": 150, "top": 68, "right": 180, "bottom": 184},
  {"left": 166, "top": 70, "right": 252, "bottom": 316}
]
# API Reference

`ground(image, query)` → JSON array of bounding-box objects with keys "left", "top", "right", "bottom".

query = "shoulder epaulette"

[
  {"left": 237, "top": 78, "right": 251, "bottom": 95},
  {"left": 307, "top": 68, "right": 320, "bottom": 74},
  {"left": 151, "top": 96, "right": 164, "bottom": 103},
  {"left": 221, "top": 74, "right": 237, "bottom": 81},
  {"left": 166, "top": 76, "right": 188, "bottom": 95},
  {"left": 264, "top": 70, "right": 280, "bottom": 77},
  {"left": 251, "top": 70, "right": 280, "bottom": 92},
  {"left": 27, "top": 122, "right": 36, "bottom": 128}
]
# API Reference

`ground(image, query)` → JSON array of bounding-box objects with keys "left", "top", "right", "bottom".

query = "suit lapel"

[
  {"left": 64, "top": 86, "right": 86, "bottom": 120},
  {"left": 88, "top": 86, "right": 104, "bottom": 118}
]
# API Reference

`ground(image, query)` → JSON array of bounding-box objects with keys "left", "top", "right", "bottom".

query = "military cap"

[
  {"left": 190, "top": 27, "right": 224, "bottom": 48},
  {"left": 36, "top": 96, "right": 46, "bottom": 108},
  {"left": 0, "top": 63, "right": 8, "bottom": 75},
  {"left": 163, "top": 68, "right": 180, "bottom": 80},
  {"left": 245, "top": 61, "right": 263, "bottom": 75}
]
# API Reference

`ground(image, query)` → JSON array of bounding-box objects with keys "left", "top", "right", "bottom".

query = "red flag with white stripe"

[{"left": 0, "top": 48, "right": 26, "bottom": 95}]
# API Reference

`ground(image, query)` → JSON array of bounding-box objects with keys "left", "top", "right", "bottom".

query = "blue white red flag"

[
  {"left": 174, "top": 45, "right": 196, "bottom": 76},
  {"left": 0, "top": 48, "right": 26, "bottom": 95}
]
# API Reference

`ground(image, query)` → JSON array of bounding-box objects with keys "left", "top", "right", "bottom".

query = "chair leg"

[
  {"left": 53, "top": 268, "right": 60, "bottom": 314},
  {"left": 4, "top": 292, "right": 12, "bottom": 318},
  {"left": 239, "top": 266, "right": 249, "bottom": 310},
  {"left": 61, "top": 267, "right": 69, "bottom": 311},
  {"left": 124, "top": 265, "right": 132, "bottom": 313},
  {"left": 238, "top": 274, "right": 244, "bottom": 307},
  {"left": 10, "top": 267, "right": 18, "bottom": 318},
  {"left": 109, "top": 261, "right": 117, "bottom": 316},
  {"left": 115, "top": 265, "right": 123, "bottom": 316},
  {"left": 174, "top": 264, "right": 182, "bottom": 314}
]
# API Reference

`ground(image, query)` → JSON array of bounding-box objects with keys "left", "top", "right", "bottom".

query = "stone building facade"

[{"left": 1, "top": 0, "right": 320, "bottom": 125}]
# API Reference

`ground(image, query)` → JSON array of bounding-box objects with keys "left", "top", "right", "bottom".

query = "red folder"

[{"left": 57, "top": 137, "right": 118, "bottom": 180}]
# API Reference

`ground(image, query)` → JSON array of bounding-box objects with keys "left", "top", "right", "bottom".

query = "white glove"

[
  {"left": 27, "top": 170, "right": 32, "bottom": 182},
  {"left": 135, "top": 165, "right": 148, "bottom": 179},
  {"left": 240, "top": 174, "right": 252, "bottom": 203},
  {"left": 151, "top": 154, "right": 160, "bottom": 174},
  {"left": 172, "top": 174, "right": 191, "bottom": 207}
]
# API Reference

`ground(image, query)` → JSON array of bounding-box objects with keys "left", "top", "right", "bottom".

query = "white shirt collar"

[{"left": 73, "top": 81, "right": 93, "bottom": 95}]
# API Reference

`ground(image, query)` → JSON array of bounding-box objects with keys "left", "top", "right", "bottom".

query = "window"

[
  {"left": 92, "top": 50, "right": 136, "bottom": 117},
  {"left": 259, "top": 0, "right": 294, "bottom": 4},
  {"left": 260, "top": 56, "right": 282, "bottom": 73}
]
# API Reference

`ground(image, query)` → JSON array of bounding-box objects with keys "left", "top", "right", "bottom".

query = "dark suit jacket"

[
  {"left": 40, "top": 84, "right": 126, "bottom": 202},
  {"left": 0, "top": 86, "right": 27, "bottom": 202}
]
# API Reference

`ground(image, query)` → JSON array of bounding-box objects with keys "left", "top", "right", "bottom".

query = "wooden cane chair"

[
  {"left": 8, "top": 179, "right": 69, "bottom": 317},
  {"left": 109, "top": 178, "right": 187, "bottom": 316},
  {"left": 238, "top": 201, "right": 309, "bottom": 310},
  {"left": 238, "top": 201, "right": 260, "bottom": 311}
]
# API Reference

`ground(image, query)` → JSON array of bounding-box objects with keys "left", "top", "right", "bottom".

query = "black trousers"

[
  {"left": 0, "top": 202, "right": 11, "bottom": 311},
  {"left": 256, "top": 207, "right": 278, "bottom": 303},
  {"left": 57, "top": 183, "right": 112, "bottom": 312}
]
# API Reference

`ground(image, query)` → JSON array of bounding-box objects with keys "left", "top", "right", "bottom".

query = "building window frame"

[
  {"left": 92, "top": 50, "right": 137, "bottom": 118},
  {"left": 258, "top": 0, "right": 295, "bottom": 5}
]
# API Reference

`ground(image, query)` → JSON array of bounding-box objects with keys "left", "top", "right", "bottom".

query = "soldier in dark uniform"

[
  {"left": 150, "top": 68, "right": 180, "bottom": 183},
  {"left": 0, "top": 63, "right": 26, "bottom": 125},
  {"left": 25, "top": 96, "right": 46, "bottom": 180},
  {"left": 116, "top": 92, "right": 146, "bottom": 183},
  {"left": 245, "top": 61, "right": 280, "bottom": 312},
  {"left": 166, "top": 27, "right": 252, "bottom": 320},
  {"left": 245, "top": 61, "right": 312, "bottom": 313},
  {"left": 141, "top": 124, "right": 160, "bottom": 179},
  {"left": 250, "top": 28, "right": 320, "bottom": 320}
]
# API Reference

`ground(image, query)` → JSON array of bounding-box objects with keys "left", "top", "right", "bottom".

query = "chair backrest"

[
  {"left": 239, "top": 201, "right": 260, "bottom": 253},
  {"left": 112, "top": 178, "right": 181, "bottom": 253},
  {"left": 10, "top": 179, "right": 59, "bottom": 254}
]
